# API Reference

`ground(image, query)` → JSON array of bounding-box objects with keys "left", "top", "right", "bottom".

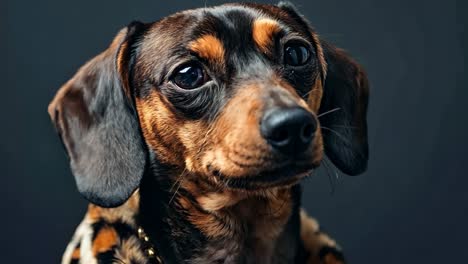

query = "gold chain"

[{"left": 137, "top": 227, "right": 163, "bottom": 264}]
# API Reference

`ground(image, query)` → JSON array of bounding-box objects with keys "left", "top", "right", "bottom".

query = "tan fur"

[
  {"left": 201, "top": 85, "right": 271, "bottom": 178},
  {"left": 136, "top": 91, "right": 185, "bottom": 166},
  {"left": 179, "top": 194, "right": 239, "bottom": 238},
  {"left": 177, "top": 178, "right": 293, "bottom": 261},
  {"left": 71, "top": 248, "right": 80, "bottom": 259},
  {"left": 252, "top": 18, "right": 282, "bottom": 53},
  {"left": 201, "top": 82, "right": 323, "bottom": 181},
  {"left": 92, "top": 226, "right": 119, "bottom": 255},
  {"left": 300, "top": 210, "right": 343, "bottom": 264},
  {"left": 136, "top": 80, "right": 322, "bottom": 187},
  {"left": 307, "top": 78, "right": 324, "bottom": 112},
  {"left": 87, "top": 191, "right": 140, "bottom": 226},
  {"left": 196, "top": 190, "right": 247, "bottom": 212},
  {"left": 189, "top": 35, "right": 225, "bottom": 64},
  {"left": 113, "top": 237, "right": 149, "bottom": 264}
]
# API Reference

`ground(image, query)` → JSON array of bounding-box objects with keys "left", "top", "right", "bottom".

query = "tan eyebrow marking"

[
  {"left": 189, "top": 35, "right": 225, "bottom": 63},
  {"left": 252, "top": 18, "right": 282, "bottom": 53}
]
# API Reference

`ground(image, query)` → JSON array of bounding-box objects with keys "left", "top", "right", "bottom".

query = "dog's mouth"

[{"left": 207, "top": 161, "right": 317, "bottom": 190}]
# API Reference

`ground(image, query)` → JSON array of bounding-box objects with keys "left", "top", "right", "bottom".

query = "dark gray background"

[{"left": 2, "top": 0, "right": 467, "bottom": 263}]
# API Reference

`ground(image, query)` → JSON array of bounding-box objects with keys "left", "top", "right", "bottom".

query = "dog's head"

[{"left": 49, "top": 2, "right": 369, "bottom": 207}]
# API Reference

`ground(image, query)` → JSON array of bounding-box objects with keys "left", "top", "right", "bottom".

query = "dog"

[{"left": 49, "top": 2, "right": 369, "bottom": 263}]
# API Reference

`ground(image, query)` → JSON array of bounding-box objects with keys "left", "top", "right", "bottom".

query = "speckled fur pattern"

[{"left": 62, "top": 193, "right": 344, "bottom": 264}]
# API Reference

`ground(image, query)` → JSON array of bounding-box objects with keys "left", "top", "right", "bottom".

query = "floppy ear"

[
  {"left": 319, "top": 42, "right": 369, "bottom": 176},
  {"left": 48, "top": 22, "right": 148, "bottom": 207},
  {"left": 278, "top": 1, "right": 369, "bottom": 176}
]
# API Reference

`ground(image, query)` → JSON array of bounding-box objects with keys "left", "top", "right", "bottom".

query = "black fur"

[
  {"left": 138, "top": 158, "right": 206, "bottom": 263},
  {"left": 319, "top": 246, "right": 346, "bottom": 262},
  {"left": 319, "top": 41, "right": 369, "bottom": 175}
]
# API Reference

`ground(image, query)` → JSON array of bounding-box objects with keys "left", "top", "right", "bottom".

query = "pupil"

[
  {"left": 176, "top": 65, "right": 203, "bottom": 89},
  {"left": 285, "top": 44, "right": 309, "bottom": 66}
]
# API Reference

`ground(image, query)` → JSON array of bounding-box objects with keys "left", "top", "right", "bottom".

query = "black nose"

[{"left": 260, "top": 107, "right": 317, "bottom": 155}]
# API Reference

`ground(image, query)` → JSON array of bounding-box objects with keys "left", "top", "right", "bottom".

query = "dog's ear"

[
  {"left": 278, "top": 2, "right": 369, "bottom": 176},
  {"left": 48, "top": 22, "right": 148, "bottom": 207},
  {"left": 318, "top": 43, "right": 369, "bottom": 176}
]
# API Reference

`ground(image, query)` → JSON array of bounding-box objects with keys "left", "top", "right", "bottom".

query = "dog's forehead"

[
  {"left": 170, "top": 5, "right": 292, "bottom": 39},
  {"left": 141, "top": 5, "right": 301, "bottom": 64}
]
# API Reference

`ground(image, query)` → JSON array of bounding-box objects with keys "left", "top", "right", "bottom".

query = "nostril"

[
  {"left": 271, "top": 128, "right": 289, "bottom": 145},
  {"left": 301, "top": 123, "right": 314, "bottom": 142}
]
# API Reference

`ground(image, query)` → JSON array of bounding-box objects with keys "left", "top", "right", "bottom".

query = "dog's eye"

[
  {"left": 172, "top": 63, "right": 207, "bottom": 89},
  {"left": 284, "top": 43, "right": 310, "bottom": 66}
]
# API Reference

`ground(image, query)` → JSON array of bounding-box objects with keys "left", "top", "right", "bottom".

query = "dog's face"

[
  {"left": 49, "top": 3, "right": 369, "bottom": 207},
  {"left": 135, "top": 5, "right": 326, "bottom": 189}
]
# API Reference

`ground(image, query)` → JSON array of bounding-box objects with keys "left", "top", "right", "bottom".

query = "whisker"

[
  {"left": 169, "top": 169, "right": 183, "bottom": 192},
  {"left": 272, "top": 193, "right": 289, "bottom": 217},
  {"left": 318, "top": 107, "right": 341, "bottom": 118},
  {"left": 304, "top": 170, "right": 314, "bottom": 180},
  {"left": 321, "top": 126, "right": 352, "bottom": 146},
  {"left": 302, "top": 89, "right": 314, "bottom": 98},
  {"left": 265, "top": 191, "right": 274, "bottom": 217},
  {"left": 330, "top": 124, "right": 358, "bottom": 129},
  {"left": 325, "top": 156, "right": 340, "bottom": 181},
  {"left": 322, "top": 126, "right": 367, "bottom": 160},
  {"left": 169, "top": 167, "right": 187, "bottom": 205},
  {"left": 110, "top": 257, "right": 126, "bottom": 264},
  {"left": 321, "top": 158, "right": 336, "bottom": 195},
  {"left": 169, "top": 182, "right": 181, "bottom": 204}
]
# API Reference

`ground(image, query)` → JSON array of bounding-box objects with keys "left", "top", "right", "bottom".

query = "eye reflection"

[{"left": 172, "top": 63, "right": 207, "bottom": 89}]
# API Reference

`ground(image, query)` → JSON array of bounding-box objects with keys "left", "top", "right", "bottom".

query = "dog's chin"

[{"left": 210, "top": 162, "right": 317, "bottom": 190}]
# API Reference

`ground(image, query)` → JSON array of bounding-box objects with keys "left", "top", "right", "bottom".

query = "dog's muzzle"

[{"left": 260, "top": 107, "right": 316, "bottom": 155}]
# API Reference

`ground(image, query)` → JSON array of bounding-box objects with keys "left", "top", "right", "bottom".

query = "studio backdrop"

[{"left": 2, "top": 0, "right": 467, "bottom": 263}]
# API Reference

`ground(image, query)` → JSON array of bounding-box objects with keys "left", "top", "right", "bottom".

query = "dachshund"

[{"left": 49, "top": 2, "right": 369, "bottom": 263}]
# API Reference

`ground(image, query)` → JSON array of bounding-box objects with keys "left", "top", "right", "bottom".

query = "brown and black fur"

[{"left": 49, "top": 2, "right": 369, "bottom": 264}]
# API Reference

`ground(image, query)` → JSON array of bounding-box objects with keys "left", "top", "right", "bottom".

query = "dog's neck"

[{"left": 138, "top": 161, "right": 305, "bottom": 264}]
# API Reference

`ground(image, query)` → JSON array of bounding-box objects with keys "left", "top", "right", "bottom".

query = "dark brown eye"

[
  {"left": 284, "top": 43, "right": 310, "bottom": 66},
  {"left": 172, "top": 63, "right": 207, "bottom": 89}
]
